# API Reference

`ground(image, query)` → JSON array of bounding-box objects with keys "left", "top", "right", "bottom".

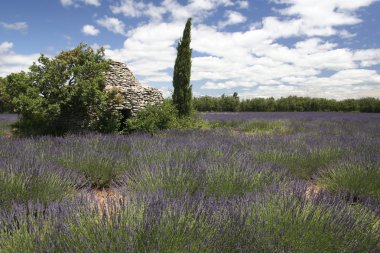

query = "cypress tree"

[{"left": 172, "top": 18, "right": 193, "bottom": 117}]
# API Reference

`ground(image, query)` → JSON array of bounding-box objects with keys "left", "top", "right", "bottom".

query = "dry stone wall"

[{"left": 104, "top": 61, "right": 164, "bottom": 116}]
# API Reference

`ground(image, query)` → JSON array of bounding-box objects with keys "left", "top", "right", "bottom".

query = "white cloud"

[
  {"left": 60, "top": 0, "right": 101, "bottom": 7},
  {"left": 218, "top": 11, "right": 247, "bottom": 29},
  {"left": 110, "top": 0, "right": 245, "bottom": 22},
  {"left": 237, "top": 1, "right": 249, "bottom": 9},
  {"left": 97, "top": 16, "right": 126, "bottom": 36},
  {"left": 81, "top": 24, "right": 100, "bottom": 36},
  {"left": 353, "top": 49, "right": 380, "bottom": 67},
  {"left": 83, "top": 0, "right": 101, "bottom": 6},
  {"left": 0, "top": 42, "right": 13, "bottom": 54},
  {"left": 0, "top": 42, "right": 40, "bottom": 77},
  {"left": 0, "top": 21, "right": 28, "bottom": 31},
  {"left": 201, "top": 80, "right": 256, "bottom": 90},
  {"left": 158, "top": 86, "right": 172, "bottom": 98},
  {"left": 104, "top": 22, "right": 183, "bottom": 81},
  {"left": 60, "top": 0, "right": 73, "bottom": 7},
  {"left": 90, "top": 43, "right": 111, "bottom": 51},
  {"left": 102, "top": 0, "right": 380, "bottom": 99},
  {"left": 339, "top": 29, "right": 356, "bottom": 39},
  {"left": 274, "top": 0, "right": 377, "bottom": 37},
  {"left": 110, "top": 0, "right": 147, "bottom": 17}
]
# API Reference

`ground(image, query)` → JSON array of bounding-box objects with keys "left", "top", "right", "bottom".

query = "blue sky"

[{"left": 1, "top": 0, "right": 380, "bottom": 99}]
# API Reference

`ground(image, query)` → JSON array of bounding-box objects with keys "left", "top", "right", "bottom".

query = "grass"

[
  {"left": 0, "top": 169, "right": 76, "bottom": 208},
  {"left": 204, "top": 164, "right": 283, "bottom": 198},
  {"left": 319, "top": 162, "right": 380, "bottom": 201},
  {"left": 208, "top": 119, "right": 291, "bottom": 134},
  {"left": 126, "top": 164, "right": 201, "bottom": 196},
  {"left": 256, "top": 148, "right": 344, "bottom": 179},
  {"left": 45, "top": 135, "right": 134, "bottom": 189},
  {"left": 243, "top": 188, "right": 380, "bottom": 253},
  {"left": 55, "top": 151, "right": 129, "bottom": 188}
]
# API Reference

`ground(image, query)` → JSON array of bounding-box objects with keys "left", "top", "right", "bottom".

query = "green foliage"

[
  {"left": 127, "top": 164, "right": 201, "bottom": 197},
  {"left": 172, "top": 18, "right": 193, "bottom": 117},
  {"left": 7, "top": 43, "right": 121, "bottom": 135},
  {"left": 194, "top": 94, "right": 380, "bottom": 112},
  {"left": 210, "top": 119, "right": 290, "bottom": 134},
  {"left": 0, "top": 77, "right": 12, "bottom": 113},
  {"left": 204, "top": 165, "right": 278, "bottom": 198},
  {"left": 257, "top": 148, "right": 344, "bottom": 179},
  {"left": 243, "top": 190, "right": 380, "bottom": 253},
  {"left": 319, "top": 162, "right": 380, "bottom": 201},
  {"left": 122, "top": 100, "right": 178, "bottom": 134},
  {"left": 122, "top": 100, "right": 200, "bottom": 134},
  {"left": 358, "top": 97, "right": 380, "bottom": 112},
  {"left": 220, "top": 93, "right": 240, "bottom": 112},
  {"left": 56, "top": 152, "right": 127, "bottom": 189},
  {"left": 0, "top": 170, "right": 75, "bottom": 208}
]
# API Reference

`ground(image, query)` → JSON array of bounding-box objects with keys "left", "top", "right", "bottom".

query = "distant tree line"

[{"left": 193, "top": 94, "right": 380, "bottom": 113}]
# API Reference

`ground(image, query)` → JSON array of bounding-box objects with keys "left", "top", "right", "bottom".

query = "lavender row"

[
  {"left": 1, "top": 115, "right": 379, "bottom": 206},
  {"left": 0, "top": 182, "right": 378, "bottom": 252}
]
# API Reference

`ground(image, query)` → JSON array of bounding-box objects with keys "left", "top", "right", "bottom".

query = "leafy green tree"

[
  {"left": 0, "top": 77, "right": 12, "bottom": 113},
  {"left": 358, "top": 97, "right": 380, "bottom": 112},
  {"left": 220, "top": 93, "right": 240, "bottom": 112},
  {"left": 172, "top": 18, "right": 193, "bottom": 117},
  {"left": 7, "top": 43, "right": 121, "bottom": 135}
]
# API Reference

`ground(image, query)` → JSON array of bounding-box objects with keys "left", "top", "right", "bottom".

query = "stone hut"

[{"left": 104, "top": 61, "right": 164, "bottom": 118}]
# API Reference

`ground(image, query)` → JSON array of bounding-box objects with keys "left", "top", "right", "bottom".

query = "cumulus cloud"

[
  {"left": 110, "top": 0, "right": 245, "bottom": 22},
  {"left": 104, "top": 22, "right": 183, "bottom": 81},
  {"left": 0, "top": 21, "right": 28, "bottom": 31},
  {"left": 96, "top": 16, "right": 126, "bottom": 36},
  {"left": 110, "top": 0, "right": 147, "bottom": 17},
  {"left": 237, "top": 1, "right": 249, "bottom": 9},
  {"left": 60, "top": 0, "right": 101, "bottom": 7},
  {"left": 273, "top": 0, "right": 376, "bottom": 36},
  {"left": 81, "top": 24, "right": 100, "bottom": 36},
  {"left": 218, "top": 11, "right": 247, "bottom": 28},
  {"left": 102, "top": 0, "right": 380, "bottom": 99},
  {"left": 0, "top": 42, "right": 40, "bottom": 77},
  {"left": 0, "top": 42, "right": 13, "bottom": 54}
]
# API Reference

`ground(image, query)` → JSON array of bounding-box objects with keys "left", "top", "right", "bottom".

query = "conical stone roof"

[{"left": 104, "top": 61, "right": 164, "bottom": 116}]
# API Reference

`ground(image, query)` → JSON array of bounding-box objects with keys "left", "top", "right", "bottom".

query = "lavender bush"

[
  {"left": 0, "top": 184, "right": 379, "bottom": 252},
  {"left": 0, "top": 112, "right": 379, "bottom": 252}
]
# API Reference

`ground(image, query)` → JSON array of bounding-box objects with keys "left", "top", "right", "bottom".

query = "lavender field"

[{"left": 0, "top": 112, "right": 379, "bottom": 252}]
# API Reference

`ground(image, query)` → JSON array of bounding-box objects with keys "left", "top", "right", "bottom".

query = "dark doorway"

[{"left": 119, "top": 108, "right": 132, "bottom": 131}]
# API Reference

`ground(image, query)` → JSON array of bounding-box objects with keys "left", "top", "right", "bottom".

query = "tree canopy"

[
  {"left": 6, "top": 43, "right": 121, "bottom": 135},
  {"left": 0, "top": 77, "right": 12, "bottom": 113},
  {"left": 193, "top": 94, "right": 380, "bottom": 112}
]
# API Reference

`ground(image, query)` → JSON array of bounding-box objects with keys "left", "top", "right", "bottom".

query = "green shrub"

[
  {"left": 122, "top": 101, "right": 177, "bottom": 134},
  {"left": 0, "top": 169, "right": 75, "bottom": 208},
  {"left": 55, "top": 151, "right": 129, "bottom": 189},
  {"left": 6, "top": 43, "right": 121, "bottom": 136},
  {"left": 319, "top": 162, "right": 380, "bottom": 201},
  {"left": 256, "top": 148, "right": 343, "bottom": 179},
  {"left": 122, "top": 100, "right": 200, "bottom": 134},
  {"left": 0, "top": 77, "right": 12, "bottom": 113}
]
